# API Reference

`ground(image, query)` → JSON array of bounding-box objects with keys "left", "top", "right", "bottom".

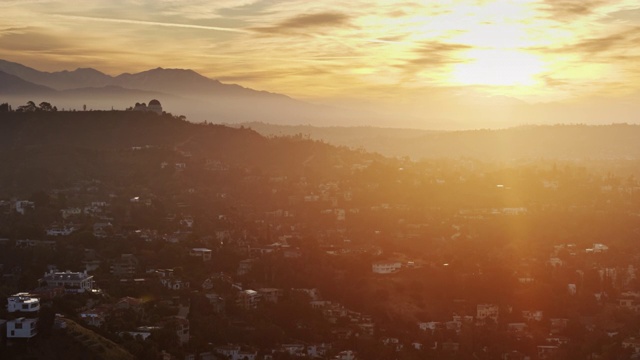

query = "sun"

[{"left": 451, "top": 49, "right": 544, "bottom": 87}]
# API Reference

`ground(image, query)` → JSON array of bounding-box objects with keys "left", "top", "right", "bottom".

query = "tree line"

[{"left": 0, "top": 100, "right": 57, "bottom": 112}]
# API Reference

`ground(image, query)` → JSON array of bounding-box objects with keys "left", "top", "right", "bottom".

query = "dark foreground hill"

[{"left": 0, "top": 111, "right": 380, "bottom": 196}]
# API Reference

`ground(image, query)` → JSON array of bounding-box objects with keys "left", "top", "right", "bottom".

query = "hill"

[
  {"left": 3, "top": 317, "right": 135, "bottom": 360},
  {"left": 0, "top": 111, "right": 381, "bottom": 196},
  {"left": 239, "top": 122, "right": 640, "bottom": 161}
]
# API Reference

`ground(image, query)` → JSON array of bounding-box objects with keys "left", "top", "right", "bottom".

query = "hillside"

[
  {"left": 3, "top": 318, "right": 135, "bottom": 360},
  {"left": 0, "top": 111, "right": 381, "bottom": 196},
  {"left": 240, "top": 122, "right": 640, "bottom": 160}
]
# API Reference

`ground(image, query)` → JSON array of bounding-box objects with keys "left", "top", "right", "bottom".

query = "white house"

[
  {"left": 14, "top": 200, "right": 34, "bottom": 215},
  {"left": 476, "top": 304, "right": 499, "bottom": 322},
  {"left": 189, "top": 248, "right": 212, "bottom": 261},
  {"left": 7, "top": 317, "right": 38, "bottom": 338},
  {"left": 7, "top": 293, "right": 40, "bottom": 313},
  {"left": 40, "top": 270, "right": 94, "bottom": 294},
  {"left": 372, "top": 261, "right": 402, "bottom": 274},
  {"left": 46, "top": 225, "right": 76, "bottom": 236}
]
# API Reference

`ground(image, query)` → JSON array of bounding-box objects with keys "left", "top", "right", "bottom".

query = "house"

[
  {"left": 93, "top": 222, "right": 113, "bottom": 238},
  {"left": 171, "top": 316, "right": 190, "bottom": 346},
  {"left": 79, "top": 306, "right": 110, "bottom": 328},
  {"left": 160, "top": 277, "right": 190, "bottom": 291},
  {"left": 189, "top": 248, "right": 212, "bottom": 261},
  {"left": 418, "top": 321, "right": 440, "bottom": 332},
  {"left": 7, "top": 293, "right": 40, "bottom": 313},
  {"left": 14, "top": 200, "right": 34, "bottom": 215},
  {"left": 215, "top": 345, "right": 258, "bottom": 360},
  {"left": 110, "top": 254, "right": 139, "bottom": 277},
  {"left": 115, "top": 297, "right": 144, "bottom": 313},
  {"left": 537, "top": 345, "right": 559, "bottom": 359},
  {"left": 372, "top": 261, "right": 402, "bottom": 274},
  {"left": 237, "top": 259, "right": 254, "bottom": 275},
  {"left": 237, "top": 289, "right": 260, "bottom": 310},
  {"left": 334, "top": 350, "right": 356, "bottom": 360},
  {"left": 477, "top": 304, "right": 499, "bottom": 322},
  {"left": 15, "top": 239, "right": 56, "bottom": 249},
  {"left": 7, "top": 317, "right": 38, "bottom": 338},
  {"left": 46, "top": 225, "right": 76, "bottom": 236},
  {"left": 40, "top": 270, "right": 94, "bottom": 294},
  {"left": 258, "top": 288, "right": 283, "bottom": 304},
  {"left": 204, "top": 293, "right": 226, "bottom": 314},
  {"left": 522, "top": 310, "right": 544, "bottom": 322}
]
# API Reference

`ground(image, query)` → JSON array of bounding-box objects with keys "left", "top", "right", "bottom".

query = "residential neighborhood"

[{"left": 0, "top": 111, "right": 640, "bottom": 359}]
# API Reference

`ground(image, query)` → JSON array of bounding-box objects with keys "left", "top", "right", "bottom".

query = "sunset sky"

[{"left": 2, "top": 1, "right": 640, "bottom": 127}]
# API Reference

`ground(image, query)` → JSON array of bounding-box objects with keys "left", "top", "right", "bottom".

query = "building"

[
  {"left": 40, "top": 270, "right": 94, "bottom": 294},
  {"left": 131, "top": 99, "right": 162, "bottom": 114},
  {"left": 7, "top": 317, "right": 38, "bottom": 339},
  {"left": 237, "top": 289, "right": 260, "bottom": 310},
  {"left": 372, "top": 261, "right": 402, "bottom": 274},
  {"left": 215, "top": 345, "right": 258, "bottom": 360},
  {"left": 110, "top": 254, "right": 139, "bottom": 277},
  {"left": 477, "top": 304, "right": 499, "bottom": 322},
  {"left": 148, "top": 99, "right": 163, "bottom": 114},
  {"left": 258, "top": 288, "right": 283, "bottom": 304},
  {"left": 189, "top": 248, "right": 212, "bottom": 261},
  {"left": 7, "top": 293, "right": 40, "bottom": 313}
]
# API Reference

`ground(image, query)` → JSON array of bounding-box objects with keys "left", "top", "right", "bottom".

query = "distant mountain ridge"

[
  {"left": 0, "top": 59, "right": 287, "bottom": 99},
  {"left": 0, "top": 59, "right": 330, "bottom": 124},
  {"left": 0, "top": 70, "right": 55, "bottom": 95}
]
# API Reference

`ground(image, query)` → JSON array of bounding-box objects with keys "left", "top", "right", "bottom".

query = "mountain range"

[
  {"left": 0, "top": 59, "right": 348, "bottom": 125},
  {"left": 3, "top": 59, "right": 640, "bottom": 130}
]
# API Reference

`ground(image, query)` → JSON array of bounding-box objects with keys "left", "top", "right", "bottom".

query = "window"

[{"left": 15, "top": 322, "right": 22, "bottom": 329}]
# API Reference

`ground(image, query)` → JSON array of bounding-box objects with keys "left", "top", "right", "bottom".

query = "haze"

[{"left": 2, "top": 1, "right": 640, "bottom": 128}]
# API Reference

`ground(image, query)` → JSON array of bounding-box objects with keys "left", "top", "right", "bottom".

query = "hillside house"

[
  {"left": 7, "top": 293, "right": 40, "bottom": 313},
  {"left": 189, "top": 248, "right": 212, "bottom": 261},
  {"left": 477, "top": 304, "right": 499, "bottom": 322},
  {"left": 40, "top": 270, "right": 94, "bottom": 294},
  {"left": 7, "top": 317, "right": 38, "bottom": 339},
  {"left": 372, "top": 261, "right": 402, "bottom": 274},
  {"left": 237, "top": 289, "right": 260, "bottom": 310}
]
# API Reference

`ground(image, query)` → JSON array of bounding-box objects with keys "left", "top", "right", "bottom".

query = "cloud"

[
  {"left": 538, "top": 0, "right": 608, "bottom": 19},
  {"left": 51, "top": 14, "right": 251, "bottom": 34},
  {"left": 0, "top": 29, "right": 73, "bottom": 52},
  {"left": 543, "top": 27, "right": 640, "bottom": 57},
  {"left": 252, "top": 12, "right": 351, "bottom": 34},
  {"left": 405, "top": 41, "right": 471, "bottom": 67}
]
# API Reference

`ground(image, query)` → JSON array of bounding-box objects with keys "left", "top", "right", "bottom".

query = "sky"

[{"left": 2, "top": 0, "right": 640, "bottom": 128}]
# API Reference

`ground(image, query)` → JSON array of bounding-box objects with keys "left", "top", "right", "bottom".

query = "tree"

[
  {"left": 39, "top": 101, "right": 53, "bottom": 111},
  {"left": 17, "top": 101, "right": 36, "bottom": 112}
]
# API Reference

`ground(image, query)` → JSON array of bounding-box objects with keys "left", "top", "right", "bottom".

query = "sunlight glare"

[{"left": 451, "top": 49, "right": 544, "bottom": 86}]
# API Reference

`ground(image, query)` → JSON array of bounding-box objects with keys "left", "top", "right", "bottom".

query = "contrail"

[{"left": 52, "top": 14, "right": 251, "bottom": 34}]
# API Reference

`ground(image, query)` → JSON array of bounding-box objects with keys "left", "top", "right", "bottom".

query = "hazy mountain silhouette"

[
  {"left": 0, "top": 71, "right": 55, "bottom": 95},
  {"left": 0, "top": 60, "right": 111, "bottom": 90},
  {"left": 0, "top": 59, "right": 348, "bottom": 124}
]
